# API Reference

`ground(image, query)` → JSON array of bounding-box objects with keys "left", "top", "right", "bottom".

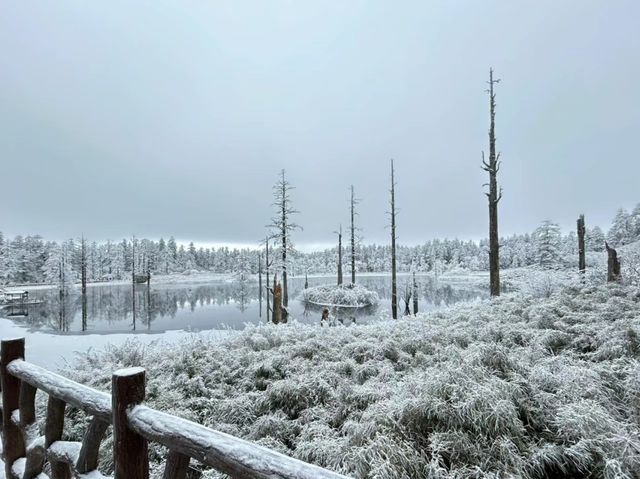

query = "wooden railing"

[{"left": 0, "top": 338, "right": 350, "bottom": 479}]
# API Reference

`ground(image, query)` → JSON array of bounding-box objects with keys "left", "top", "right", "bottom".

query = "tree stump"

[
  {"left": 605, "top": 242, "right": 621, "bottom": 282},
  {"left": 273, "top": 280, "right": 282, "bottom": 324}
]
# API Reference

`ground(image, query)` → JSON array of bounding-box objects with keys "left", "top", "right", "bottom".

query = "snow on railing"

[{"left": 0, "top": 338, "right": 351, "bottom": 479}]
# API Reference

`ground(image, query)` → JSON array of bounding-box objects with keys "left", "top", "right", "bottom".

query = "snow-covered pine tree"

[
  {"left": 608, "top": 208, "right": 632, "bottom": 247},
  {"left": 0, "top": 232, "right": 10, "bottom": 285},
  {"left": 586, "top": 226, "right": 606, "bottom": 252},
  {"left": 43, "top": 243, "right": 75, "bottom": 292},
  {"left": 233, "top": 250, "right": 252, "bottom": 312},
  {"left": 535, "top": 220, "right": 562, "bottom": 268},
  {"left": 630, "top": 203, "right": 640, "bottom": 242}
]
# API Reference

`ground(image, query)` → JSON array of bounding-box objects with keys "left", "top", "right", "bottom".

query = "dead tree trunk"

[
  {"left": 577, "top": 215, "right": 586, "bottom": 274},
  {"left": 131, "top": 237, "right": 136, "bottom": 330},
  {"left": 265, "top": 238, "right": 271, "bottom": 323},
  {"left": 350, "top": 186, "right": 357, "bottom": 285},
  {"left": 272, "top": 276, "right": 282, "bottom": 324},
  {"left": 605, "top": 242, "right": 622, "bottom": 282},
  {"left": 81, "top": 236, "right": 88, "bottom": 331},
  {"left": 304, "top": 272, "right": 308, "bottom": 289},
  {"left": 337, "top": 225, "right": 343, "bottom": 286},
  {"left": 482, "top": 68, "right": 502, "bottom": 297},
  {"left": 403, "top": 283, "right": 411, "bottom": 316},
  {"left": 412, "top": 271, "right": 418, "bottom": 315},
  {"left": 258, "top": 252, "right": 263, "bottom": 318},
  {"left": 269, "top": 170, "right": 300, "bottom": 309},
  {"left": 390, "top": 159, "right": 398, "bottom": 319}
]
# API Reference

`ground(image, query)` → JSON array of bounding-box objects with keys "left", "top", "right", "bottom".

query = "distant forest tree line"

[{"left": 0, "top": 204, "right": 638, "bottom": 286}]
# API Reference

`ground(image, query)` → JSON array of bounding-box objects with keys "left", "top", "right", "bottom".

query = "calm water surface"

[{"left": 2, "top": 275, "right": 487, "bottom": 334}]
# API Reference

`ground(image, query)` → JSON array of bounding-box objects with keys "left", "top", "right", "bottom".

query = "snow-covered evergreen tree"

[
  {"left": 534, "top": 220, "right": 562, "bottom": 268},
  {"left": 586, "top": 225, "right": 606, "bottom": 252},
  {"left": 607, "top": 208, "right": 632, "bottom": 246},
  {"left": 43, "top": 243, "right": 75, "bottom": 292}
]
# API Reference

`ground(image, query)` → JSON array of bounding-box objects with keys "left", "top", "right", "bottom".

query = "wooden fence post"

[
  {"left": 46, "top": 396, "right": 72, "bottom": 479},
  {"left": 1, "top": 338, "right": 26, "bottom": 479},
  {"left": 113, "top": 367, "right": 149, "bottom": 479}
]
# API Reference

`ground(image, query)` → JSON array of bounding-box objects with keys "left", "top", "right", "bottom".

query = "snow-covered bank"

[
  {"left": 54, "top": 284, "right": 640, "bottom": 478},
  {"left": 0, "top": 317, "right": 235, "bottom": 368},
  {"left": 3, "top": 271, "right": 237, "bottom": 292}
]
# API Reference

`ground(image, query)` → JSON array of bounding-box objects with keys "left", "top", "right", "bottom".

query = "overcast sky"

[{"left": 1, "top": 1, "right": 639, "bottom": 250}]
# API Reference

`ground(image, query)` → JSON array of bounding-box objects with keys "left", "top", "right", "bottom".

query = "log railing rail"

[{"left": 1, "top": 337, "right": 350, "bottom": 479}]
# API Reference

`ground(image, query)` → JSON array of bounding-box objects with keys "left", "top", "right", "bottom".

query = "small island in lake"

[{"left": 301, "top": 283, "right": 380, "bottom": 308}]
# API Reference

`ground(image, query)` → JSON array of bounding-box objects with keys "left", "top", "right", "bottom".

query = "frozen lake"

[{"left": 1, "top": 274, "right": 488, "bottom": 335}]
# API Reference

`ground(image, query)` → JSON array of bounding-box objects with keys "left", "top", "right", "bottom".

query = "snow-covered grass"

[
  {"left": 300, "top": 284, "right": 379, "bottom": 308},
  {"left": 52, "top": 283, "right": 640, "bottom": 478}
]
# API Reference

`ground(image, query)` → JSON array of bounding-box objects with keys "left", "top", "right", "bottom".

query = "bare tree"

[
  {"left": 577, "top": 214, "right": 586, "bottom": 274},
  {"left": 390, "top": 159, "right": 398, "bottom": 319},
  {"left": 81, "top": 235, "right": 88, "bottom": 329},
  {"left": 482, "top": 68, "right": 503, "bottom": 297},
  {"left": 349, "top": 185, "right": 360, "bottom": 285},
  {"left": 258, "top": 251, "right": 263, "bottom": 318},
  {"left": 335, "top": 224, "right": 343, "bottom": 286},
  {"left": 131, "top": 235, "right": 136, "bottom": 330},
  {"left": 412, "top": 270, "right": 418, "bottom": 315},
  {"left": 402, "top": 281, "right": 412, "bottom": 316},
  {"left": 268, "top": 170, "right": 300, "bottom": 309},
  {"left": 263, "top": 237, "right": 274, "bottom": 323}
]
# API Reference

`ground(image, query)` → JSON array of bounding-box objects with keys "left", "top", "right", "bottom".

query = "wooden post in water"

[
  {"left": 113, "top": 367, "right": 148, "bottom": 479},
  {"left": 577, "top": 215, "right": 586, "bottom": 274},
  {"left": 1, "top": 338, "right": 26, "bottom": 479}
]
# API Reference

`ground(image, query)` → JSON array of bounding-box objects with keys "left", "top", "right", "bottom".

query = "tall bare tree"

[
  {"left": 577, "top": 214, "right": 586, "bottom": 274},
  {"left": 268, "top": 170, "right": 300, "bottom": 309},
  {"left": 81, "top": 235, "right": 88, "bottom": 330},
  {"left": 482, "top": 68, "right": 503, "bottom": 297},
  {"left": 264, "top": 237, "right": 274, "bottom": 323},
  {"left": 131, "top": 235, "right": 136, "bottom": 330},
  {"left": 412, "top": 270, "right": 418, "bottom": 315},
  {"left": 258, "top": 251, "right": 263, "bottom": 318},
  {"left": 390, "top": 159, "right": 398, "bottom": 319},
  {"left": 335, "top": 225, "right": 343, "bottom": 286},
  {"left": 349, "top": 185, "right": 360, "bottom": 285}
]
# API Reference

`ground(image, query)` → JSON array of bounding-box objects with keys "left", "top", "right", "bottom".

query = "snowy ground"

[
  {"left": 2, "top": 271, "right": 237, "bottom": 292},
  {"left": 0, "top": 317, "right": 234, "bottom": 368},
  {"left": 46, "top": 282, "right": 640, "bottom": 478}
]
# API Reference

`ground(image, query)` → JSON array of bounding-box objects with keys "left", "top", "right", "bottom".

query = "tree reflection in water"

[{"left": 5, "top": 275, "right": 486, "bottom": 334}]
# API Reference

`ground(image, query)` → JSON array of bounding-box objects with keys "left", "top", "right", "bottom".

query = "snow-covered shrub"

[
  {"left": 58, "top": 285, "right": 640, "bottom": 478},
  {"left": 620, "top": 242, "right": 640, "bottom": 286},
  {"left": 301, "top": 283, "right": 379, "bottom": 307}
]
